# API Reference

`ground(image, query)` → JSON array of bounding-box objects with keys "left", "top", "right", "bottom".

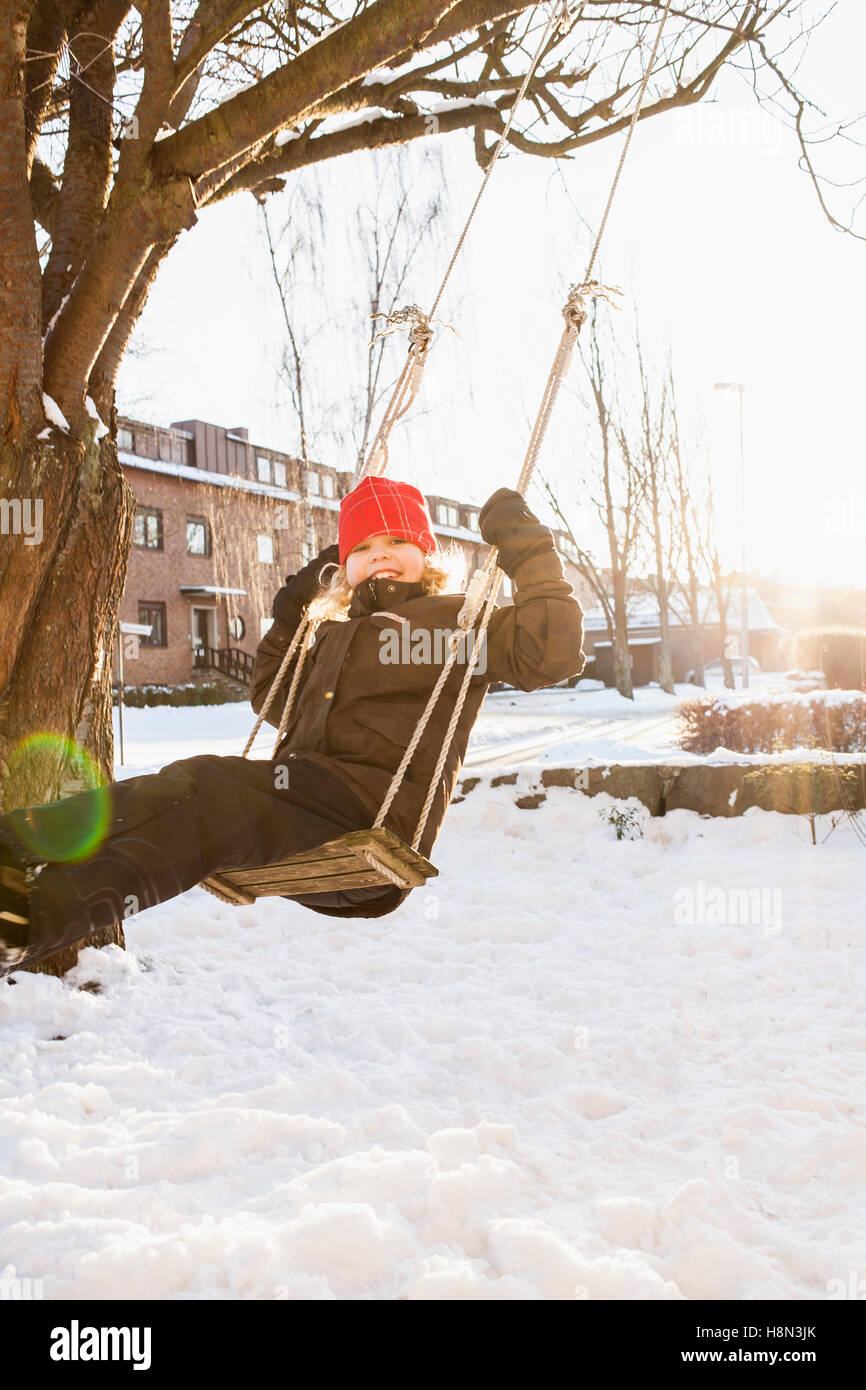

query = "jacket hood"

[{"left": 348, "top": 575, "right": 428, "bottom": 617}]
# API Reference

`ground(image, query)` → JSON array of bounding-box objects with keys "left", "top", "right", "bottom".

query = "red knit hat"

[{"left": 338, "top": 476, "right": 437, "bottom": 565}]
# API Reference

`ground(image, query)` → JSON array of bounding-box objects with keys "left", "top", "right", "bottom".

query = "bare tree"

[
  {"left": 349, "top": 147, "right": 446, "bottom": 477},
  {"left": 698, "top": 471, "right": 736, "bottom": 688},
  {"left": 541, "top": 310, "right": 678, "bottom": 699},
  {"left": 538, "top": 471, "right": 616, "bottom": 649},
  {"left": 667, "top": 357, "right": 706, "bottom": 687},
  {"left": 0, "top": 0, "right": 854, "bottom": 975},
  {"left": 622, "top": 325, "right": 677, "bottom": 693},
  {"left": 258, "top": 176, "right": 327, "bottom": 560},
  {"left": 258, "top": 144, "right": 446, "bottom": 529},
  {"left": 579, "top": 305, "right": 644, "bottom": 698}
]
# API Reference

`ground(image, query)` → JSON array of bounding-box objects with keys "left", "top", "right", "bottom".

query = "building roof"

[
  {"left": 582, "top": 586, "right": 786, "bottom": 636},
  {"left": 120, "top": 450, "right": 340, "bottom": 506},
  {"left": 180, "top": 585, "right": 248, "bottom": 597},
  {"left": 433, "top": 522, "right": 484, "bottom": 544}
]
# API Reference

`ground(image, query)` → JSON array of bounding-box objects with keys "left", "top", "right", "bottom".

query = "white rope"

[
  {"left": 360, "top": 849, "right": 412, "bottom": 889},
  {"left": 240, "top": 610, "right": 315, "bottom": 758},
  {"left": 357, "top": 0, "right": 571, "bottom": 483}
]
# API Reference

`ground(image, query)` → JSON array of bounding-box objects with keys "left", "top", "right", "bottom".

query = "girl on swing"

[{"left": 0, "top": 476, "right": 584, "bottom": 976}]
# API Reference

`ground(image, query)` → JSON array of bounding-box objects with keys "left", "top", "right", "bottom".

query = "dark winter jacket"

[{"left": 250, "top": 511, "right": 585, "bottom": 915}]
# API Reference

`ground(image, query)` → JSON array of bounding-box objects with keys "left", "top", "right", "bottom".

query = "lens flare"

[{"left": 6, "top": 734, "right": 111, "bottom": 862}]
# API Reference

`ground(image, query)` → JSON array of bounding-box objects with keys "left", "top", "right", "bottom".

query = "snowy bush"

[
  {"left": 677, "top": 689, "right": 866, "bottom": 754},
  {"left": 112, "top": 679, "right": 248, "bottom": 708}
]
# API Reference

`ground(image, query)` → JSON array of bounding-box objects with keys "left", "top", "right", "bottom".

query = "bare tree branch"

[
  {"left": 41, "top": 0, "right": 128, "bottom": 333},
  {"left": 752, "top": 31, "right": 866, "bottom": 241}
]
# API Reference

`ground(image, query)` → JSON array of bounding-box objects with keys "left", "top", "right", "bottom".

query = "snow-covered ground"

[{"left": 1, "top": 691, "right": 863, "bottom": 1300}]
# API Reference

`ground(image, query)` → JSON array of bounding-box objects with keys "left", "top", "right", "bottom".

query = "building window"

[
  {"left": 321, "top": 473, "right": 336, "bottom": 498},
  {"left": 229, "top": 615, "right": 246, "bottom": 641},
  {"left": 465, "top": 510, "right": 479, "bottom": 532},
  {"left": 273, "top": 460, "right": 287, "bottom": 488},
  {"left": 437, "top": 502, "right": 459, "bottom": 527},
  {"left": 257, "top": 533, "right": 274, "bottom": 564},
  {"left": 138, "top": 601, "right": 166, "bottom": 646},
  {"left": 158, "top": 433, "right": 175, "bottom": 462},
  {"left": 170, "top": 435, "right": 188, "bottom": 465},
  {"left": 257, "top": 456, "right": 271, "bottom": 483},
  {"left": 133, "top": 506, "right": 163, "bottom": 549},
  {"left": 186, "top": 516, "right": 211, "bottom": 556},
  {"left": 118, "top": 426, "right": 134, "bottom": 452},
  {"left": 306, "top": 469, "right": 320, "bottom": 495}
]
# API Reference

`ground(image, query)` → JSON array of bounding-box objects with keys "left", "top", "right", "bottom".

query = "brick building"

[
  {"left": 116, "top": 415, "right": 588, "bottom": 688},
  {"left": 579, "top": 588, "right": 787, "bottom": 687}
]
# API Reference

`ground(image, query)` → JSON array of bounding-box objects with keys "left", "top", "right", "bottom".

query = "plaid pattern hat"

[{"left": 338, "top": 476, "right": 437, "bottom": 565}]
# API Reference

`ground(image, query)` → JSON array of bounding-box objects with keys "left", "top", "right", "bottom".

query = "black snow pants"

[{"left": 0, "top": 754, "right": 400, "bottom": 972}]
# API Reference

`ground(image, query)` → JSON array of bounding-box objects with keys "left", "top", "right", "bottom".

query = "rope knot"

[
  {"left": 458, "top": 564, "right": 494, "bottom": 629},
  {"left": 563, "top": 280, "right": 624, "bottom": 329},
  {"left": 370, "top": 303, "right": 433, "bottom": 353}
]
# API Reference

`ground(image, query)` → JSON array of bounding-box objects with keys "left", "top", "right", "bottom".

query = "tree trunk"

[
  {"left": 715, "top": 591, "right": 734, "bottom": 689},
  {"left": 0, "top": 415, "right": 135, "bottom": 977},
  {"left": 611, "top": 571, "right": 633, "bottom": 700},
  {"left": 686, "top": 572, "right": 705, "bottom": 686},
  {"left": 657, "top": 588, "right": 675, "bottom": 694}
]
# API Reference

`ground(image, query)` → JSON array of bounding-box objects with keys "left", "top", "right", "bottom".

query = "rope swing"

[{"left": 200, "top": 0, "right": 675, "bottom": 906}]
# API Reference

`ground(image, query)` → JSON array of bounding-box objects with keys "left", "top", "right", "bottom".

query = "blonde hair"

[{"left": 308, "top": 538, "right": 468, "bottom": 624}]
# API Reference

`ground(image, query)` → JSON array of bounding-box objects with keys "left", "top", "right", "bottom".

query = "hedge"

[
  {"left": 677, "top": 689, "right": 866, "bottom": 754},
  {"left": 113, "top": 679, "right": 249, "bottom": 708}
]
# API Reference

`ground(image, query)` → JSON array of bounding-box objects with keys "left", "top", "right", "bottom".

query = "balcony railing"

[{"left": 193, "top": 645, "right": 255, "bottom": 684}]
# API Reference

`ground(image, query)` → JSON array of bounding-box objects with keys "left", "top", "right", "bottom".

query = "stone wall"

[{"left": 455, "top": 762, "right": 866, "bottom": 818}]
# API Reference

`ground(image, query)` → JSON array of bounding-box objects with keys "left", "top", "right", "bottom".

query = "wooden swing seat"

[{"left": 200, "top": 826, "right": 438, "bottom": 906}]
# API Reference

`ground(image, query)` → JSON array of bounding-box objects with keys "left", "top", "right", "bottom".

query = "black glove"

[
  {"left": 272, "top": 543, "right": 340, "bottom": 624},
  {"left": 478, "top": 488, "right": 553, "bottom": 577}
]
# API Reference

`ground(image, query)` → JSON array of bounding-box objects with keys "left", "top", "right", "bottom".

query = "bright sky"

[{"left": 117, "top": 1, "right": 865, "bottom": 589}]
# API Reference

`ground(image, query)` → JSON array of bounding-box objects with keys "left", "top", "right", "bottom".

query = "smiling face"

[{"left": 344, "top": 532, "right": 426, "bottom": 589}]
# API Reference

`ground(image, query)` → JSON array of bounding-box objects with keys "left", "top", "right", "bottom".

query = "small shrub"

[{"left": 598, "top": 805, "right": 645, "bottom": 840}]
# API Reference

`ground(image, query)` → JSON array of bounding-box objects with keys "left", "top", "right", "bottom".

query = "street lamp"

[{"left": 714, "top": 381, "right": 749, "bottom": 689}]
